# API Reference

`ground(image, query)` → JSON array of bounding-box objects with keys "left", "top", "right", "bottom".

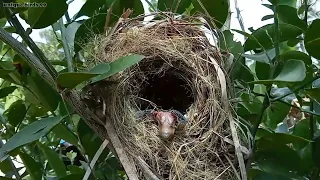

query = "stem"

[
  {"left": 234, "top": 0, "right": 245, "bottom": 32},
  {"left": 1, "top": 6, "right": 58, "bottom": 79},
  {"left": 251, "top": 89, "right": 270, "bottom": 139},
  {"left": 304, "top": 0, "right": 308, "bottom": 24},
  {"left": 58, "top": 18, "right": 73, "bottom": 72}
]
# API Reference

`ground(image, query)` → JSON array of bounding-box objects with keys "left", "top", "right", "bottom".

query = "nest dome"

[{"left": 83, "top": 16, "right": 243, "bottom": 180}]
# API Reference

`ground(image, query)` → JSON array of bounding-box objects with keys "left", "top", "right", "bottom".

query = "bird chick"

[{"left": 153, "top": 111, "right": 177, "bottom": 140}]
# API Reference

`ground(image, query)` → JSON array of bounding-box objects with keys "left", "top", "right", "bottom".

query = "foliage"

[{"left": 0, "top": 0, "right": 319, "bottom": 179}]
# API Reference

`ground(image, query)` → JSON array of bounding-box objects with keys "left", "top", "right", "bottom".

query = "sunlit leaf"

[{"left": 90, "top": 54, "right": 145, "bottom": 84}]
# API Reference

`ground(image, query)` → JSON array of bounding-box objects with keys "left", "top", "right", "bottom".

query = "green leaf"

[
  {"left": 263, "top": 101, "right": 291, "bottom": 129},
  {"left": 243, "top": 23, "right": 303, "bottom": 51},
  {"left": 57, "top": 73, "right": 99, "bottom": 89},
  {"left": 304, "top": 19, "right": 320, "bottom": 59},
  {"left": 256, "top": 139, "right": 302, "bottom": 176},
  {"left": 250, "top": 60, "right": 306, "bottom": 85},
  {"left": 299, "top": 143, "right": 314, "bottom": 174},
  {"left": 274, "top": 59, "right": 306, "bottom": 82},
  {"left": 268, "top": 0, "right": 297, "bottom": 7},
  {"left": 19, "top": 152, "right": 43, "bottom": 180},
  {"left": 191, "top": 0, "right": 229, "bottom": 28},
  {"left": 74, "top": 14, "right": 106, "bottom": 53},
  {"left": 0, "top": 69, "right": 15, "bottom": 78},
  {"left": 90, "top": 54, "right": 145, "bottom": 84},
  {"left": 68, "top": 165, "right": 85, "bottom": 174},
  {"left": 6, "top": 100, "right": 26, "bottom": 127},
  {"left": 158, "top": 0, "right": 192, "bottom": 13},
  {"left": 0, "top": 159, "right": 13, "bottom": 174},
  {"left": 0, "top": 86, "right": 17, "bottom": 99},
  {"left": 38, "top": 142, "right": 67, "bottom": 178},
  {"left": 242, "top": 49, "right": 275, "bottom": 64},
  {"left": 27, "top": 0, "right": 68, "bottom": 29},
  {"left": 259, "top": 133, "right": 311, "bottom": 148},
  {"left": 107, "top": 0, "right": 144, "bottom": 17},
  {"left": 25, "top": 71, "right": 60, "bottom": 111},
  {"left": 0, "top": 116, "right": 65, "bottom": 161},
  {"left": 52, "top": 124, "right": 79, "bottom": 147},
  {"left": 261, "top": 14, "right": 274, "bottom": 21},
  {"left": 286, "top": 38, "right": 301, "bottom": 47},
  {"left": 252, "top": 172, "right": 292, "bottom": 180},
  {"left": 57, "top": 63, "right": 110, "bottom": 88},
  {"left": 74, "top": 0, "right": 106, "bottom": 19},
  {"left": 292, "top": 119, "right": 311, "bottom": 140},
  {"left": 58, "top": 174, "right": 84, "bottom": 180},
  {"left": 306, "top": 88, "right": 320, "bottom": 104},
  {"left": 104, "top": 0, "right": 144, "bottom": 29},
  {"left": 255, "top": 62, "right": 270, "bottom": 80},
  {"left": 77, "top": 121, "right": 109, "bottom": 160},
  {"left": 277, "top": 5, "right": 307, "bottom": 30},
  {"left": 280, "top": 51, "right": 312, "bottom": 65}
]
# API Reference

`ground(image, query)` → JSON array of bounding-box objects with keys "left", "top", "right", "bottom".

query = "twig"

[
  {"left": 136, "top": 156, "right": 161, "bottom": 180},
  {"left": 234, "top": 0, "right": 245, "bottom": 32},
  {"left": 82, "top": 139, "right": 109, "bottom": 180},
  {"left": 103, "top": 114, "right": 139, "bottom": 180}
]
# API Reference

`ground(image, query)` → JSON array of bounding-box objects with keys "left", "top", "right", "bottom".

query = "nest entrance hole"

[{"left": 139, "top": 64, "right": 194, "bottom": 113}]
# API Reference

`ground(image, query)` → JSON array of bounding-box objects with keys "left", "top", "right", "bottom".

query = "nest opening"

[{"left": 138, "top": 60, "right": 194, "bottom": 112}]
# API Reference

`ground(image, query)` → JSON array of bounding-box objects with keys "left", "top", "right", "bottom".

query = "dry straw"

[{"left": 83, "top": 14, "right": 247, "bottom": 180}]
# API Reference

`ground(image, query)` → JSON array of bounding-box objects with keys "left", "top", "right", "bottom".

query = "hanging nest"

[{"left": 82, "top": 15, "right": 245, "bottom": 180}]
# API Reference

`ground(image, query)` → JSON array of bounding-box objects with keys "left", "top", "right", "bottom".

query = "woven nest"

[{"left": 83, "top": 16, "right": 243, "bottom": 180}]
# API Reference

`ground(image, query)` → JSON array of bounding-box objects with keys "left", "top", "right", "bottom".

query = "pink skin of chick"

[{"left": 152, "top": 111, "right": 177, "bottom": 140}]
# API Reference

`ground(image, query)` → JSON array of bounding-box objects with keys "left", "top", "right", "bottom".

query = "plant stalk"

[{"left": 58, "top": 18, "right": 74, "bottom": 72}]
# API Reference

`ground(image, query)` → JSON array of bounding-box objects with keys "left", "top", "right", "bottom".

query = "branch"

[{"left": 2, "top": 6, "right": 58, "bottom": 79}]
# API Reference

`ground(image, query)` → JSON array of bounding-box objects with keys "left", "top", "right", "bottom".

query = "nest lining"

[{"left": 84, "top": 17, "right": 239, "bottom": 179}]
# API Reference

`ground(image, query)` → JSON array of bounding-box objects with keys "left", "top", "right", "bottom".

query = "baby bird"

[{"left": 136, "top": 109, "right": 188, "bottom": 140}]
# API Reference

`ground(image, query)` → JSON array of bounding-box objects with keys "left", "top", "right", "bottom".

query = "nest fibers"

[{"left": 84, "top": 16, "right": 245, "bottom": 180}]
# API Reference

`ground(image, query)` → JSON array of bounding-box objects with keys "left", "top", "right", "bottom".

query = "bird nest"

[{"left": 82, "top": 16, "right": 244, "bottom": 180}]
